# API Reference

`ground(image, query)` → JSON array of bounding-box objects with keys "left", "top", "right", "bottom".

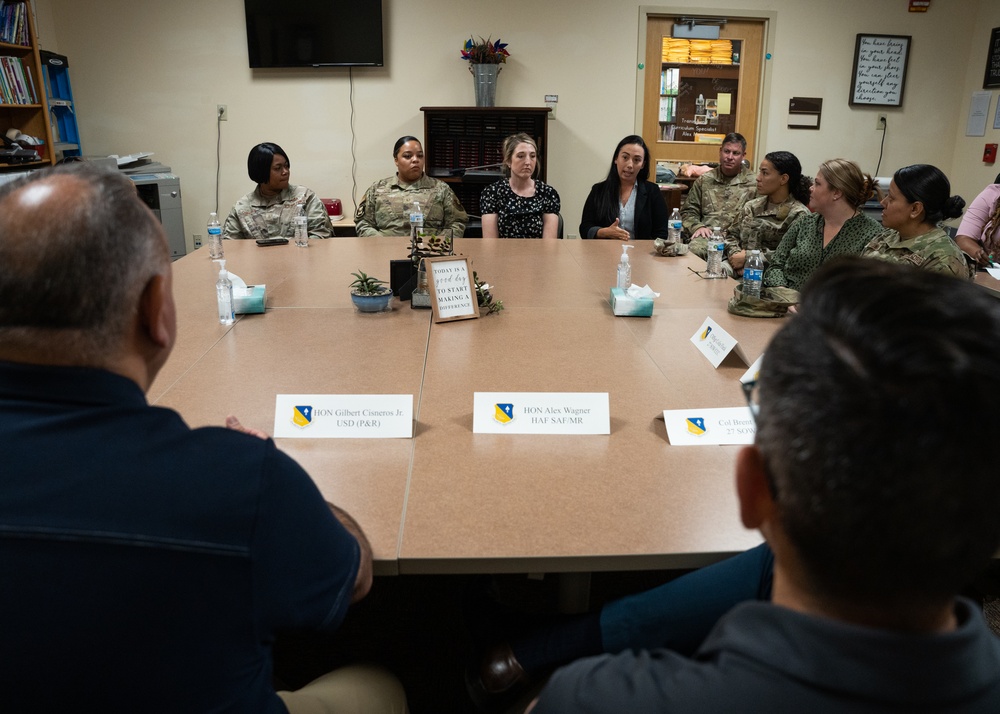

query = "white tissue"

[{"left": 625, "top": 284, "right": 660, "bottom": 299}]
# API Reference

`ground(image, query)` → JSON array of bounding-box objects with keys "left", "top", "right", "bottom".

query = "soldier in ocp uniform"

[
  {"left": 355, "top": 136, "right": 468, "bottom": 238},
  {"left": 682, "top": 132, "right": 756, "bottom": 259}
]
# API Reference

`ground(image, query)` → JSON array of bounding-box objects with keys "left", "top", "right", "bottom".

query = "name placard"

[
  {"left": 663, "top": 407, "right": 756, "bottom": 446},
  {"left": 273, "top": 394, "right": 413, "bottom": 438},
  {"left": 473, "top": 392, "right": 610, "bottom": 434},
  {"left": 690, "top": 317, "right": 750, "bottom": 368}
]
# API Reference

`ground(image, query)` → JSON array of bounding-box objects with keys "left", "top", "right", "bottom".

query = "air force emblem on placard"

[
  {"left": 700, "top": 325, "right": 713, "bottom": 341},
  {"left": 494, "top": 403, "right": 514, "bottom": 424},
  {"left": 292, "top": 405, "right": 313, "bottom": 428},
  {"left": 686, "top": 417, "right": 706, "bottom": 436}
]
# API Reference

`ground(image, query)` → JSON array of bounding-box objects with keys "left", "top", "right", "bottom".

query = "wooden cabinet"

[
  {"left": 420, "top": 106, "right": 550, "bottom": 221},
  {"left": 0, "top": 1, "right": 54, "bottom": 170}
]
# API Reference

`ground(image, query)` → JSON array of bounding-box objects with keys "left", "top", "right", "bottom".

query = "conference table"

[{"left": 153, "top": 238, "right": 779, "bottom": 576}]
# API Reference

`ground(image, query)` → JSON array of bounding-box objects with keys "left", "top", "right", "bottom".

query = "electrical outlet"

[
  {"left": 193, "top": 234, "right": 203, "bottom": 248},
  {"left": 217, "top": 104, "right": 228, "bottom": 121},
  {"left": 876, "top": 113, "right": 887, "bottom": 130}
]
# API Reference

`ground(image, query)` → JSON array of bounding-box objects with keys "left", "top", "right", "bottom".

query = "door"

[{"left": 642, "top": 15, "right": 766, "bottom": 166}]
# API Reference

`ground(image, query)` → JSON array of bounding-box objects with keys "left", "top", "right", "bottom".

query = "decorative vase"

[{"left": 470, "top": 64, "right": 501, "bottom": 107}]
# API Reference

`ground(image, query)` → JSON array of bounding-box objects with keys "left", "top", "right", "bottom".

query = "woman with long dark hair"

[{"left": 579, "top": 135, "right": 668, "bottom": 240}]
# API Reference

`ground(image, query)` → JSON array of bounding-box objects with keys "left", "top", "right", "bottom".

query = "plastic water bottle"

[
  {"left": 743, "top": 249, "right": 764, "bottom": 298},
  {"left": 706, "top": 226, "right": 724, "bottom": 278},
  {"left": 214, "top": 259, "right": 234, "bottom": 326},
  {"left": 293, "top": 204, "right": 308, "bottom": 247},
  {"left": 668, "top": 208, "right": 682, "bottom": 244},
  {"left": 207, "top": 212, "right": 223, "bottom": 259},
  {"left": 410, "top": 201, "right": 424, "bottom": 245}
]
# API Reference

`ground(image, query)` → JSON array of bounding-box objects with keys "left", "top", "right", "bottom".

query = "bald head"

[{"left": 0, "top": 164, "right": 171, "bottom": 367}]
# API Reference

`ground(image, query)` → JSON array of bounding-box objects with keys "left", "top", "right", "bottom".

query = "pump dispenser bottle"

[
  {"left": 214, "top": 259, "right": 234, "bottom": 325},
  {"left": 616, "top": 244, "right": 634, "bottom": 289}
]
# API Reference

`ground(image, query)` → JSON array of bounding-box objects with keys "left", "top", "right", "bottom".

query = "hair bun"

[
  {"left": 943, "top": 195, "right": 966, "bottom": 220},
  {"left": 861, "top": 175, "right": 878, "bottom": 203}
]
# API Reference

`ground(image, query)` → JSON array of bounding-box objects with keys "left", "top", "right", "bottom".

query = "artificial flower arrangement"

[{"left": 460, "top": 37, "right": 510, "bottom": 64}]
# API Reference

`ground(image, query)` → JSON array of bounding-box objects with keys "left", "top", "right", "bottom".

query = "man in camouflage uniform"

[
  {"left": 355, "top": 175, "right": 468, "bottom": 237},
  {"left": 862, "top": 227, "right": 975, "bottom": 280},
  {"left": 682, "top": 133, "right": 756, "bottom": 259}
]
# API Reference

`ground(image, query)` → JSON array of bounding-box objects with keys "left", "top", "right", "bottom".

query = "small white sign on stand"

[
  {"left": 690, "top": 317, "right": 751, "bottom": 368},
  {"left": 273, "top": 394, "right": 413, "bottom": 438}
]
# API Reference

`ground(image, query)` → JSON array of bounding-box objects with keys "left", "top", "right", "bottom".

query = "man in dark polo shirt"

[
  {"left": 530, "top": 259, "right": 1000, "bottom": 713},
  {"left": 0, "top": 164, "right": 406, "bottom": 713}
]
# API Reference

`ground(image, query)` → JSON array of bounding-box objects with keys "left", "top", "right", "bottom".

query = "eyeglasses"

[{"left": 742, "top": 379, "right": 759, "bottom": 421}]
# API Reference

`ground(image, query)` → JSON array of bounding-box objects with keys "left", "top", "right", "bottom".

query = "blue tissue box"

[
  {"left": 234, "top": 285, "right": 266, "bottom": 314},
  {"left": 610, "top": 287, "right": 653, "bottom": 317}
]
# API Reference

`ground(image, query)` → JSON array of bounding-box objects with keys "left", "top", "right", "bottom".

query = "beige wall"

[{"left": 32, "top": 0, "right": 995, "bottom": 246}]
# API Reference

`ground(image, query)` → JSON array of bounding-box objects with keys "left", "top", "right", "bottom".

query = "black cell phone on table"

[{"left": 255, "top": 237, "right": 289, "bottom": 246}]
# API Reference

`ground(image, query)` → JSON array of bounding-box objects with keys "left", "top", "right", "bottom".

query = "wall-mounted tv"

[{"left": 243, "top": 0, "right": 384, "bottom": 68}]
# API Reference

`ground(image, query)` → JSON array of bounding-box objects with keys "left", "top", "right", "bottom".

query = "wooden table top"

[{"left": 154, "top": 238, "right": 776, "bottom": 575}]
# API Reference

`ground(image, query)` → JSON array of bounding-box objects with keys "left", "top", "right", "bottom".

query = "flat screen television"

[{"left": 243, "top": 0, "right": 384, "bottom": 68}]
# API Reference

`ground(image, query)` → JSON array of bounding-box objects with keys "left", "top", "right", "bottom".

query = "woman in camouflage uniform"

[
  {"left": 354, "top": 136, "right": 468, "bottom": 238},
  {"left": 222, "top": 142, "right": 332, "bottom": 240},
  {"left": 862, "top": 164, "right": 972, "bottom": 280}
]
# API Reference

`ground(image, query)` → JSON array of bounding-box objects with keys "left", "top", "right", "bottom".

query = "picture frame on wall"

[
  {"left": 849, "top": 34, "right": 911, "bottom": 107},
  {"left": 984, "top": 27, "right": 1000, "bottom": 89}
]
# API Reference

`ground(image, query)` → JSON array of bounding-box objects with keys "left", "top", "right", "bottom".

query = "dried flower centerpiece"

[{"left": 461, "top": 37, "right": 510, "bottom": 107}]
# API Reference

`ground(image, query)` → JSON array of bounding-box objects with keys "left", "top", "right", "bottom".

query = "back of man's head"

[
  {"left": 0, "top": 164, "right": 167, "bottom": 364},
  {"left": 756, "top": 258, "right": 1000, "bottom": 611}
]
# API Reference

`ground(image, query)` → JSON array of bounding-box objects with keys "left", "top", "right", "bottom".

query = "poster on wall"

[
  {"left": 985, "top": 27, "right": 1000, "bottom": 89},
  {"left": 849, "top": 34, "right": 911, "bottom": 107}
]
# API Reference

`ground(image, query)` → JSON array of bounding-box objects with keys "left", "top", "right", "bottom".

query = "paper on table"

[{"left": 987, "top": 267, "right": 1000, "bottom": 280}]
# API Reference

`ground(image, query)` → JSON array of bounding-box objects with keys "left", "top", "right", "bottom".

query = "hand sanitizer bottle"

[
  {"left": 616, "top": 244, "right": 634, "bottom": 289},
  {"left": 214, "top": 259, "right": 234, "bottom": 325}
]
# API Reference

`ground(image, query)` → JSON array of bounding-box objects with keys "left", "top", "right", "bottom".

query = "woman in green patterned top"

[
  {"left": 763, "top": 158, "right": 882, "bottom": 291},
  {"left": 861, "top": 164, "right": 972, "bottom": 280}
]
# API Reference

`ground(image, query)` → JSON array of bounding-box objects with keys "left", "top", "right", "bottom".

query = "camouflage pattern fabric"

[
  {"left": 222, "top": 185, "right": 332, "bottom": 240},
  {"left": 355, "top": 174, "right": 468, "bottom": 237},
  {"left": 725, "top": 194, "right": 810, "bottom": 265},
  {"left": 727, "top": 284, "right": 800, "bottom": 318},
  {"left": 862, "top": 226, "right": 975, "bottom": 281},
  {"left": 680, "top": 166, "right": 756, "bottom": 238}
]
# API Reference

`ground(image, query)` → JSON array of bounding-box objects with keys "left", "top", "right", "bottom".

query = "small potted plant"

[{"left": 349, "top": 270, "right": 393, "bottom": 313}]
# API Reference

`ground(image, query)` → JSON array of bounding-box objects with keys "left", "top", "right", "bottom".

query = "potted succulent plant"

[{"left": 349, "top": 270, "right": 393, "bottom": 313}]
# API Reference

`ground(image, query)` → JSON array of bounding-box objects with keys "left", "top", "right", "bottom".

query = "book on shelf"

[{"left": 0, "top": 2, "right": 29, "bottom": 46}]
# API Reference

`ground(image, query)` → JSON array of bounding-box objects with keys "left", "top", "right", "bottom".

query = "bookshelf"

[
  {"left": 0, "top": 1, "right": 54, "bottom": 170},
  {"left": 420, "top": 106, "right": 550, "bottom": 220}
]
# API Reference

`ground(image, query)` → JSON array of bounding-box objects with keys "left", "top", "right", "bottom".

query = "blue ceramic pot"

[{"left": 351, "top": 290, "right": 393, "bottom": 313}]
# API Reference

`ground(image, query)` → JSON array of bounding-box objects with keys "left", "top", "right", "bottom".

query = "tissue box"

[
  {"left": 610, "top": 287, "right": 653, "bottom": 317},
  {"left": 234, "top": 285, "right": 266, "bottom": 314}
]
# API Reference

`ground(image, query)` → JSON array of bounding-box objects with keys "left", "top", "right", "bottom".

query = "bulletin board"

[{"left": 849, "top": 34, "right": 911, "bottom": 107}]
